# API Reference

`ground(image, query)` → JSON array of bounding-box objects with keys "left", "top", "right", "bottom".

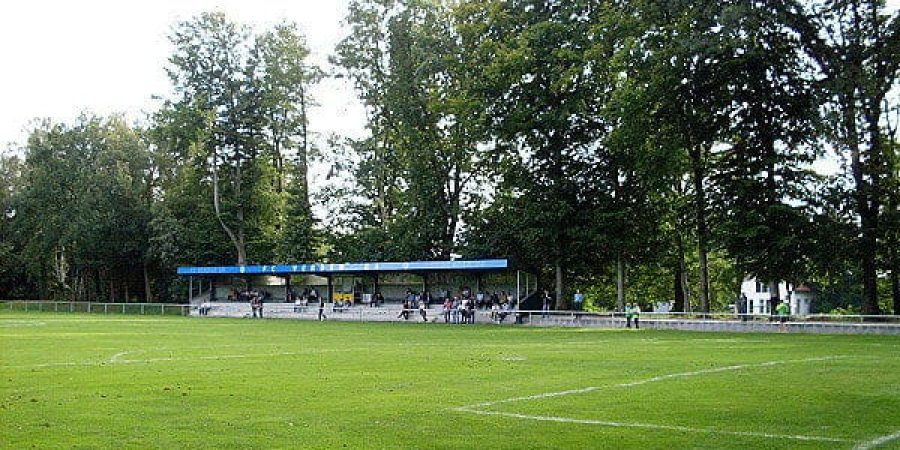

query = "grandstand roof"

[{"left": 177, "top": 259, "right": 509, "bottom": 276}]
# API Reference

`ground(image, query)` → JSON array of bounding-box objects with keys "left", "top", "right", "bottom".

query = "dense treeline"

[{"left": 0, "top": 2, "right": 897, "bottom": 314}]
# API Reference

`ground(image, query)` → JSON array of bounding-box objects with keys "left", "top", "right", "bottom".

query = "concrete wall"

[{"left": 192, "top": 302, "right": 900, "bottom": 335}]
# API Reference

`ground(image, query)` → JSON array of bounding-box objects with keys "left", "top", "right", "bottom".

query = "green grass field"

[{"left": 2, "top": 312, "right": 899, "bottom": 449}]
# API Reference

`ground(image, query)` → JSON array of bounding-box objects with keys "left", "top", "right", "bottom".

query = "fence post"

[
  {"left": 104, "top": 304, "right": 108, "bottom": 314},
  {"left": 161, "top": 304, "right": 165, "bottom": 315},
  {"left": 141, "top": 304, "right": 145, "bottom": 315},
  {"left": 88, "top": 303, "right": 91, "bottom": 314}
]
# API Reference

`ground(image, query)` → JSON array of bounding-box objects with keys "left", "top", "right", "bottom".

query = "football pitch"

[{"left": 2, "top": 312, "right": 899, "bottom": 449}]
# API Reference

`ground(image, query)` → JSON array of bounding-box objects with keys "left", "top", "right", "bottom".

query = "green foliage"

[
  {"left": 162, "top": 12, "right": 319, "bottom": 266},
  {"left": 13, "top": 116, "right": 153, "bottom": 301},
  {"left": 1, "top": 3, "right": 896, "bottom": 313},
  {"left": 332, "top": 0, "right": 485, "bottom": 260}
]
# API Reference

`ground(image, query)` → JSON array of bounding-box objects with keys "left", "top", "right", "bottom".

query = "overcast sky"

[
  {"left": 1, "top": 0, "right": 896, "bottom": 165},
  {"left": 0, "top": 0, "right": 367, "bottom": 151}
]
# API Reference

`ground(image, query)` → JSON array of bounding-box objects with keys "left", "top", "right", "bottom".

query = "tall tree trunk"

[
  {"left": 769, "top": 280, "right": 780, "bottom": 316},
  {"left": 674, "top": 264, "right": 685, "bottom": 313},
  {"left": 144, "top": 263, "right": 152, "bottom": 303},
  {"left": 555, "top": 260, "right": 564, "bottom": 310},
  {"left": 273, "top": 135, "right": 284, "bottom": 194},
  {"left": 690, "top": 146, "right": 711, "bottom": 313},
  {"left": 616, "top": 255, "right": 626, "bottom": 312},
  {"left": 847, "top": 97, "right": 881, "bottom": 314},
  {"left": 211, "top": 151, "right": 247, "bottom": 265},
  {"left": 298, "top": 83, "right": 310, "bottom": 210},
  {"left": 673, "top": 227, "right": 687, "bottom": 312},
  {"left": 892, "top": 268, "right": 899, "bottom": 315}
]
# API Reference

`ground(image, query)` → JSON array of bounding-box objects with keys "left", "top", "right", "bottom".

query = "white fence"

[{"left": 1, "top": 301, "right": 190, "bottom": 316}]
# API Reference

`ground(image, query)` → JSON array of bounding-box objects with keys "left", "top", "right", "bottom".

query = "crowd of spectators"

[{"left": 227, "top": 285, "right": 519, "bottom": 323}]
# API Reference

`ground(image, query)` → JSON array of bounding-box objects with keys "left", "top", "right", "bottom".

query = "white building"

[{"left": 739, "top": 278, "right": 815, "bottom": 316}]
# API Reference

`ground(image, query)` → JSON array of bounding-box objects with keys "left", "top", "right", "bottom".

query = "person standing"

[
  {"left": 776, "top": 300, "right": 790, "bottom": 332},
  {"left": 318, "top": 297, "right": 327, "bottom": 321},
  {"left": 419, "top": 299, "right": 428, "bottom": 322},
  {"left": 573, "top": 290, "right": 584, "bottom": 311},
  {"left": 443, "top": 297, "right": 452, "bottom": 323},
  {"left": 250, "top": 293, "right": 259, "bottom": 318},
  {"left": 625, "top": 302, "right": 633, "bottom": 328},
  {"left": 739, "top": 294, "right": 749, "bottom": 322},
  {"left": 542, "top": 291, "right": 551, "bottom": 318},
  {"left": 632, "top": 302, "right": 641, "bottom": 329}
]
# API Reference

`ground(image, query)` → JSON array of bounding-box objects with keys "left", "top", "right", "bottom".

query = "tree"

[
  {"left": 15, "top": 116, "right": 154, "bottom": 301},
  {"left": 165, "top": 12, "right": 319, "bottom": 266},
  {"left": 454, "top": 0, "right": 610, "bottom": 306},
  {"left": 333, "top": 0, "right": 484, "bottom": 260},
  {"left": 712, "top": 1, "right": 820, "bottom": 313},
  {"left": 252, "top": 21, "right": 322, "bottom": 262},
  {"left": 784, "top": 0, "right": 899, "bottom": 314}
]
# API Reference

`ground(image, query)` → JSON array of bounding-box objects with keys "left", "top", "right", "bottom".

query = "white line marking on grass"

[
  {"left": 854, "top": 430, "right": 900, "bottom": 450},
  {"left": 8, "top": 349, "right": 345, "bottom": 370},
  {"left": 109, "top": 350, "right": 143, "bottom": 363},
  {"left": 454, "top": 356, "right": 853, "bottom": 443},
  {"left": 459, "top": 356, "right": 848, "bottom": 410},
  {"left": 617, "top": 356, "right": 845, "bottom": 388},
  {"left": 0, "top": 320, "right": 46, "bottom": 327},
  {"left": 456, "top": 408, "right": 853, "bottom": 443}
]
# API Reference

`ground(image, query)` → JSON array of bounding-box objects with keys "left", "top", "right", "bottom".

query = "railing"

[
  {"left": 1, "top": 301, "right": 190, "bottom": 316},
  {"left": 516, "top": 310, "right": 900, "bottom": 324},
  {"left": 4, "top": 300, "right": 899, "bottom": 326}
]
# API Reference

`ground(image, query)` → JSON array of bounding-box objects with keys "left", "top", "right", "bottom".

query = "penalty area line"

[
  {"left": 452, "top": 355, "right": 856, "bottom": 444},
  {"left": 457, "top": 355, "right": 850, "bottom": 410},
  {"left": 455, "top": 408, "right": 853, "bottom": 443},
  {"left": 854, "top": 430, "right": 900, "bottom": 450}
]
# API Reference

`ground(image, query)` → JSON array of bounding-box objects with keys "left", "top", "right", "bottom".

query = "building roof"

[{"left": 177, "top": 259, "right": 509, "bottom": 276}]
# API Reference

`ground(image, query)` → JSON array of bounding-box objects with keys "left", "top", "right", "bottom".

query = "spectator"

[
  {"left": 739, "top": 294, "right": 749, "bottom": 322},
  {"left": 776, "top": 300, "right": 790, "bottom": 331},
  {"left": 633, "top": 302, "right": 641, "bottom": 329},
  {"left": 419, "top": 300, "right": 428, "bottom": 322},
  {"left": 398, "top": 299, "right": 410, "bottom": 320},
  {"left": 498, "top": 301, "right": 510, "bottom": 324},
  {"left": 574, "top": 290, "right": 584, "bottom": 311},
  {"left": 443, "top": 298, "right": 452, "bottom": 323},
  {"left": 542, "top": 291, "right": 552, "bottom": 318},
  {"left": 318, "top": 297, "right": 327, "bottom": 321},
  {"left": 257, "top": 292, "right": 264, "bottom": 318}
]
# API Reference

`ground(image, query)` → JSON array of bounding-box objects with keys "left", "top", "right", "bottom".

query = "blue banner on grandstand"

[{"left": 177, "top": 259, "right": 508, "bottom": 276}]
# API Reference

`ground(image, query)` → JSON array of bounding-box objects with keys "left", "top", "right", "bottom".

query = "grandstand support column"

[
  {"left": 476, "top": 274, "right": 482, "bottom": 294},
  {"left": 189, "top": 276, "right": 193, "bottom": 303},
  {"left": 422, "top": 273, "right": 429, "bottom": 295},
  {"left": 285, "top": 275, "right": 291, "bottom": 303},
  {"left": 327, "top": 275, "right": 333, "bottom": 302},
  {"left": 517, "top": 271, "right": 521, "bottom": 308},
  {"left": 373, "top": 274, "right": 379, "bottom": 296}
]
